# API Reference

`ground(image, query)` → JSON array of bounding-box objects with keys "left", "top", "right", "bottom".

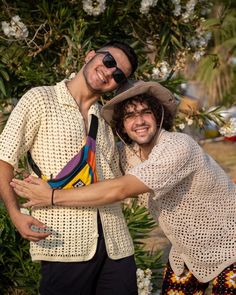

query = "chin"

[{"left": 135, "top": 139, "right": 150, "bottom": 145}]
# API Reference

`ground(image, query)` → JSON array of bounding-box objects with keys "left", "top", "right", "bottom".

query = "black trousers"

[{"left": 39, "top": 216, "right": 138, "bottom": 295}]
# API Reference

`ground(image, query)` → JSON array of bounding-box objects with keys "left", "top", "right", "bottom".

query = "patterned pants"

[{"left": 161, "top": 262, "right": 236, "bottom": 295}]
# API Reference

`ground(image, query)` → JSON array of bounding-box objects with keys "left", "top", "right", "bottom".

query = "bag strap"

[
  {"left": 88, "top": 114, "right": 98, "bottom": 140},
  {"left": 27, "top": 150, "right": 42, "bottom": 178},
  {"left": 27, "top": 114, "right": 99, "bottom": 178}
]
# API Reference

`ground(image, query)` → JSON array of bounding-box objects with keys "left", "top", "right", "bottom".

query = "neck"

[
  {"left": 138, "top": 129, "right": 161, "bottom": 161},
  {"left": 66, "top": 72, "right": 100, "bottom": 113},
  {"left": 139, "top": 145, "right": 153, "bottom": 161}
]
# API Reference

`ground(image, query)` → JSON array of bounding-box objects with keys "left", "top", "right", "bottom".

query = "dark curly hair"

[{"left": 112, "top": 94, "right": 174, "bottom": 144}]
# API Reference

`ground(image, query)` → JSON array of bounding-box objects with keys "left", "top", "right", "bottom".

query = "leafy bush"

[
  {"left": 0, "top": 202, "right": 40, "bottom": 294},
  {"left": 123, "top": 199, "right": 163, "bottom": 291}
]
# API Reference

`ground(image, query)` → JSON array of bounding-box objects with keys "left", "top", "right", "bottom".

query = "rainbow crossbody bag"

[{"left": 27, "top": 114, "right": 98, "bottom": 189}]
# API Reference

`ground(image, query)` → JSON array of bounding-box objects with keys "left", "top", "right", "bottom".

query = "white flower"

[
  {"left": 182, "top": 12, "right": 191, "bottom": 22},
  {"left": 189, "top": 37, "right": 198, "bottom": 48},
  {"left": 138, "top": 281, "right": 144, "bottom": 289},
  {"left": 137, "top": 268, "right": 153, "bottom": 295},
  {"left": 186, "top": 118, "right": 193, "bottom": 125},
  {"left": 189, "top": 30, "right": 211, "bottom": 52},
  {"left": 193, "top": 50, "right": 205, "bottom": 61},
  {"left": 182, "top": 0, "right": 197, "bottom": 21},
  {"left": 143, "top": 277, "right": 150, "bottom": 287},
  {"left": 205, "top": 31, "right": 212, "bottom": 41},
  {"left": 1, "top": 15, "right": 28, "bottom": 39},
  {"left": 144, "top": 268, "right": 152, "bottom": 277},
  {"left": 82, "top": 0, "right": 106, "bottom": 16},
  {"left": 20, "top": 208, "right": 30, "bottom": 215},
  {"left": 152, "top": 61, "right": 171, "bottom": 80},
  {"left": 179, "top": 123, "right": 185, "bottom": 130},
  {"left": 230, "top": 57, "right": 236, "bottom": 65},
  {"left": 140, "top": 0, "right": 158, "bottom": 15},
  {"left": 171, "top": 0, "right": 180, "bottom": 4},
  {"left": 152, "top": 67, "right": 161, "bottom": 79},
  {"left": 68, "top": 72, "right": 76, "bottom": 79},
  {"left": 219, "top": 118, "right": 236, "bottom": 137},
  {"left": 198, "top": 36, "right": 207, "bottom": 47},
  {"left": 1, "top": 21, "right": 14, "bottom": 37},
  {"left": 186, "top": 0, "right": 197, "bottom": 13},
  {"left": 173, "top": 4, "right": 181, "bottom": 16},
  {"left": 137, "top": 268, "right": 145, "bottom": 279},
  {"left": 160, "top": 63, "right": 169, "bottom": 75}
]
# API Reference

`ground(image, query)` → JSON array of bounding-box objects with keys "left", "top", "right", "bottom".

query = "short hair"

[
  {"left": 113, "top": 94, "right": 175, "bottom": 144},
  {"left": 98, "top": 40, "right": 138, "bottom": 76}
]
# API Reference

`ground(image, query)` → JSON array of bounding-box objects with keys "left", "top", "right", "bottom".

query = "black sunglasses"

[{"left": 96, "top": 51, "right": 127, "bottom": 84}]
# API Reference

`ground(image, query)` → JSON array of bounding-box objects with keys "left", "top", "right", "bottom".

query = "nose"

[
  {"left": 104, "top": 66, "right": 116, "bottom": 76},
  {"left": 133, "top": 113, "right": 145, "bottom": 124}
]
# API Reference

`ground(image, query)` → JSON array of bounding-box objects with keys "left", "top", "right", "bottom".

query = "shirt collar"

[{"left": 55, "top": 79, "right": 102, "bottom": 118}]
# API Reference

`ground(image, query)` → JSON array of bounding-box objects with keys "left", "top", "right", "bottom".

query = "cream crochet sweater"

[
  {"left": 0, "top": 80, "right": 134, "bottom": 262},
  {"left": 120, "top": 130, "right": 236, "bottom": 283}
]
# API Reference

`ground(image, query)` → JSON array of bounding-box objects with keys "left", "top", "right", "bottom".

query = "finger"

[
  {"left": 11, "top": 179, "right": 29, "bottom": 190},
  {"left": 29, "top": 228, "right": 51, "bottom": 240},
  {"left": 28, "top": 175, "right": 43, "bottom": 185},
  {"left": 10, "top": 181, "right": 26, "bottom": 192},
  {"left": 13, "top": 187, "right": 28, "bottom": 199},
  {"left": 28, "top": 237, "right": 43, "bottom": 242},
  {"left": 31, "top": 217, "right": 48, "bottom": 229},
  {"left": 22, "top": 201, "right": 34, "bottom": 208},
  {"left": 25, "top": 175, "right": 39, "bottom": 184},
  {"left": 12, "top": 178, "right": 37, "bottom": 190},
  {"left": 12, "top": 178, "right": 27, "bottom": 185},
  {"left": 30, "top": 231, "right": 51, "bottom": 238},
  {"left": 12, "top": 187, "right": 29, "bottom": 199},
  {"left": 26, "top": 232, "right": 51, "bottom": 242},
  {"left": 24, "top": 177, "right": 32, "bottom": 183}
]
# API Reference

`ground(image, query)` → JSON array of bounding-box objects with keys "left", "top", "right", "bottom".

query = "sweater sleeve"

[
  {"left": 128, "top": 133, "right": 198, "bottom": 199},
  {"left": 0, "top": 88, "right": 42, "bottom": 168}
]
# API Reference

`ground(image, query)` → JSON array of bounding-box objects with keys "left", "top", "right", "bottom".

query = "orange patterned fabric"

[{"left": 162, "top": 262, "right": 236, "bottom": 295}]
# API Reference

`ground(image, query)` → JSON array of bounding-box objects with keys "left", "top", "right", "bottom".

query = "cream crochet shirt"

[
  {"left": 0, "top": 80, "right": 134, "bottom": 262},
  {"left": 120, "top": 130, "right": 236, "bottom": 283}
]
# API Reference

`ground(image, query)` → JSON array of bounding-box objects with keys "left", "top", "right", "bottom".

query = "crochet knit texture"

[
  {"left": 0, "top": 80, "right": 134, "bottom": 262},
  {"left": 120, "top": 131, "right": 236, "bottom": 282}
]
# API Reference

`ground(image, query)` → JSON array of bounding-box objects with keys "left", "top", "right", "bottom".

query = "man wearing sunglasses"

[
  {"left": 0, "top": 40, "right": 138, "bottom": 294},
  {"left": 95, "top": 51, "right": 128, "bottom": 84}
]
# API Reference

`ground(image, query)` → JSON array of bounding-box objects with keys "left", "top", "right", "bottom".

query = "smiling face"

[
  {"left": 83, "top": 47, "right": 132, "bottom": 94},
  {"left": 123, "top": 101, "right": 158, "bottom": 148}
]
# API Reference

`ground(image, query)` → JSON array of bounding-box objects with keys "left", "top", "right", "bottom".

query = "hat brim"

[{"left": 101, "top": 80, "right": 177, "bottom": 124}]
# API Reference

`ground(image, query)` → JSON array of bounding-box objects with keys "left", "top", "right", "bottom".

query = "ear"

[{"left": 85, "top": 50, "right": 96, "bottom": 63}]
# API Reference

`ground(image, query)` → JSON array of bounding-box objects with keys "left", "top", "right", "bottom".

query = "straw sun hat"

[{"left": 101, "top": 80, "right": 178, "bottom": 124}]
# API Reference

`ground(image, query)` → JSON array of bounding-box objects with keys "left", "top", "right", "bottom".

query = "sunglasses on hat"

[{"left": 96, "top": 51, "right": 128, "bottom": 84}]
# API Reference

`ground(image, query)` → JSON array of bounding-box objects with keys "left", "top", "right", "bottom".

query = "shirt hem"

[
  {"left": 170, "top": 254, "right": 236, "bottom": 283},
  {"left": 31, "top": 250, "right": 135, "bottom": 263}
]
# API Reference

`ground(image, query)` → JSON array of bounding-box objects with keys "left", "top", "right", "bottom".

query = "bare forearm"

[
  {"left": 54, "top": 175, "right": 150, "bottom": 207},
  {"left": 54, "top": 177, "right": 127, "bottom": 206},
  {"left": 0, "top": 160, "right": 20, "bottom": 217},
  {"left": 11, "top": 174, "right": 150, "bottom": 208}
]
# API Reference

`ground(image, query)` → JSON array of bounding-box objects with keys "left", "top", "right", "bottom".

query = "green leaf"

[{"left": 0, "top": 78, "right": 6, "bottom": 96}]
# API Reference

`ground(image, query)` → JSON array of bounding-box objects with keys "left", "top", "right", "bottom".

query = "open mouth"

[
  {"left": 134, "top": 127, "right": 149, "bottom": 135},
  {"left": 96, "top": 69, "right": 107, "bottom": 84}
]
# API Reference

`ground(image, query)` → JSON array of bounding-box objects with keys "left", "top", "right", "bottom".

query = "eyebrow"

[{"left": 125, "top": 107, "right": 151, "bottom": 115}]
